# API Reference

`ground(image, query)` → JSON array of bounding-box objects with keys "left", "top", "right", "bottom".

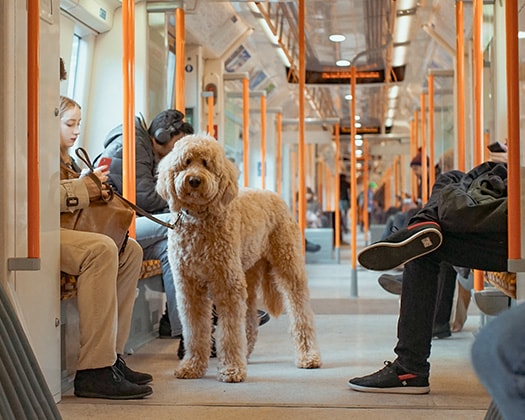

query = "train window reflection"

[{"left": 66, "top": 34, "right": 80, "bottom": 99}]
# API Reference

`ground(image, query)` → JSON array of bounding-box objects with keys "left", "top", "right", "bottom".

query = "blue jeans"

[
  {"left": 135, "top": 214, "right": 182, "bottom": 337},
  {"left": 471, "top": 302, "right": 525, "bottom": 420}
]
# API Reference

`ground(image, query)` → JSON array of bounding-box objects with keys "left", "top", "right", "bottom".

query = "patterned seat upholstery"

[{"left": 60, "top": 259, "right": 163, "bottom": 300}]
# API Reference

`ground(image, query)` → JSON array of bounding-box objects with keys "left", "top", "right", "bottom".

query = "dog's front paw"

[
  {"left": 174, "top": 359, "right": 208, "bottom": 379},
  {"left": 217, "top": 365, "right": 247, "bottom": 383},
  {"left": 296, "top": 351, "right": 322, "bottom": 369}
]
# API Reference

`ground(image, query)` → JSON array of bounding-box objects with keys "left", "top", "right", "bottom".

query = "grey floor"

[{"left": 57, "top": 232, "right": 491, "bottom": 419}]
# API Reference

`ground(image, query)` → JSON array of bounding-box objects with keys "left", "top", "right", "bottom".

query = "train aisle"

[{"left": 57, "top": 231, "right": 490, "bottom": 419}]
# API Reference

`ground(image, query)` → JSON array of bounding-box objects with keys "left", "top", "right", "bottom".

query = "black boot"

[
  {"left": 115, "top": 355, "right": 153, "bottom": 385},
  {"left": 74, "top": 366, "right": 152, "bottom": 400},
  {"left": 159, "top": 311, "right": 172, "bottom": 338}
]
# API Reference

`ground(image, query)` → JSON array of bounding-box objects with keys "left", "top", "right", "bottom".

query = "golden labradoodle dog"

[{"left": 156, "top": 133, "right": 322, "bottom": 383}]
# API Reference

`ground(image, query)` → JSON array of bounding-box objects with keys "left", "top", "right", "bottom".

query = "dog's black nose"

[{"left": 189, "top": 176, "right": 201, "bottom": 188}]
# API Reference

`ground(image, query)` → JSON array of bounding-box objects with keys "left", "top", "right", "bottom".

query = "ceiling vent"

[{"left": 60, "top": 0, "right": 115, "bottom": 33}]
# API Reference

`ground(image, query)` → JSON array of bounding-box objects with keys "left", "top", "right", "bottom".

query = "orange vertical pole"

[
  {"left": 260, "top": 94, "right": 266, "bottom": 189},
  {"left": 27, "top": 0, "right": 40, "bottom": 258},
  {"left": 420, "top": 93, "right": 428, "bottom": 203},
  {"left": 122, "top": 0, "right": 136, "bottom": 237},
  {"left": 411, "top": 112, "right": 419, "bottom": 199},
  {"left": 291, "top": 150, "right": 297, "bottom": 218},
  {"left": 505, "top": 0, "right": 522, "bottom": 265},
  {"left": 298, "top": 0, "right": 306, "bottom": 243},
  {"left": 350, "top": 66, "right": 358, "bottom": 296},
  {"left": 428, "top": 74, "right": 436, "bottom": 189},
  {"left": 473, "top": 0, "right": 484, "bottom": 291},
  {"left": 334, "top": 122, "right": 341, "bottom": 250},
  {"left": 175, "top": 8, "right": 185, "bottom": 112},
  {"left": 363, "top": 140, "right": 369, "bottom": 245},
  {"left": 207, "top": 95, "right": 214, "bottom": 137},
  {"left": 276, "top": 112, "right": 282, "bottom": 195},
  {"left": 456, "top": 1, "right": 466, "bottom": 172},
  {"left": 243, "top": 77, "right": 250, "bottom": 187}
]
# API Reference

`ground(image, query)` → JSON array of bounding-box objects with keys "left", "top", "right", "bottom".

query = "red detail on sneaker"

[
  {"left": 407, "top": 221, "right": 439, "bottom": 230},
  {"left": 398, "top": 373, "right": 417, "bottom": 381}
]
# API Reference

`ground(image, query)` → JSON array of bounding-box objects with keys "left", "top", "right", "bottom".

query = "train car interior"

[{"left": 1, "top": 0, "right": 524, "bottom": 418}]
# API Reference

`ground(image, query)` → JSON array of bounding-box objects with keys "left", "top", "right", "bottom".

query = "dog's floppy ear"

[
  {"left": 156, "top": 151, "right": 181, "bottom": 212},
  {"left": 219, "top": 154, "right": 239, "bottom": 207}
]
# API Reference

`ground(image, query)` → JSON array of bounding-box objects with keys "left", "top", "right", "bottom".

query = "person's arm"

[
  {"left": 60, "top": 179, "right": 90, "bottom": 213},
  {"left": 135, "top": 140, "right": 169, "bottom": 213}
]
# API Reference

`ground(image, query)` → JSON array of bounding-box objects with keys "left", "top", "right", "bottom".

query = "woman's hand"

[{"left": 93, "top": 166, "right": 109, "bottom": 183}]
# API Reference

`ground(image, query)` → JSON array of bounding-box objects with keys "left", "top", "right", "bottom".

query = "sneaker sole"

[
  {"left": 358, "top": 228, "right": 442, "bottom": 271},
  {"left": 378, "top": 276, "right": 403, "bottom": 295},
  {"left": 348, "top": 382, "right": 430, "bottom": 394}
]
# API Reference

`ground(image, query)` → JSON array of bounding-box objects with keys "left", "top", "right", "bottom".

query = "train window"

[{"left": 66, "top": 34, "right": 80, "bottom": 98}]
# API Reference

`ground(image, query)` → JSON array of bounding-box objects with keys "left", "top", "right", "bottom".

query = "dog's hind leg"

[
  {"left": 212, "top": 270, "right": 249, "bottom": 383},
  {"left": 268, "top": 241, "right": 322, "bottom": 369},
  {"left": 174, "top": 282, "right": 213, "bottom": 379}
]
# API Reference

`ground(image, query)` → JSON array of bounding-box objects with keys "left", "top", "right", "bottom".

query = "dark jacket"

[{"left": 97, "top": 116, "right": 168, "bottom": 214}]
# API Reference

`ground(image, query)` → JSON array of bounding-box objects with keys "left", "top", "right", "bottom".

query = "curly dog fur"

[{"left": 156, "top": 133, "right": 321, "bottom": 383}]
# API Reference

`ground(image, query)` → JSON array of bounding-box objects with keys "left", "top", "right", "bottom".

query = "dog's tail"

[{"left": 261, "top": 276, "right": 285, "bottom": 317}]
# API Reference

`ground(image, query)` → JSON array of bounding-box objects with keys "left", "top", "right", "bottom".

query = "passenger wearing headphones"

[{"left": 98, "top": 110, "right": 194, "bottom": 343}]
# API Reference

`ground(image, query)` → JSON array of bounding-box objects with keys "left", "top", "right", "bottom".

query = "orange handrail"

[
  {"left": 175, "top": 8, "right": 185, "bottom": 112},
  {"left": 363, "top": 140, "right": 369, "bottom": 244},
  {"left": 298, "top": 0, "right": 306, "bottom": 242},
  {"left": 456, "top": 1, "right": 466, "bottom": 171},
  {"left": 276, "top": 112, "right": 282, "bottom": 195},
  {"left": 428, "top": 74, "right": 436, "bottom": 188},
  {"left": 122, "top": 0, "right": 136, "bottom": 238},
  {"left": 334, "top": 122, "right": 341, "bottom": 250},
  {"left": 420, "top": 93, "right": 428, "bottom": 203},
  {"left": 207, "top": 94, "right": 214, "bottom": 137},
  {"left": 505, "top": 0, "right": 522, "bottom": 264},
  {"left": 473, "top": 0, "right": 484, "bottom": 291},
  {"left": 350, "top": 66, "right": 357, "bottom": 271},
  {"left": 260, "top": 94, "right": 267, "bottom": 189},
  {"left": 28, "top": 0, "right": 40, "bottom": 258},
  {"left": 243, "top": 77, "right": 250, "bottom": 187}
]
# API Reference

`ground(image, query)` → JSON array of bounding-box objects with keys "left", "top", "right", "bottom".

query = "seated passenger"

[
  {"left": 98, "top": 110, "right": 193, "bottom": 340},
  {"left": 59, "top": 96, "right": 152, "bottom": 399},
  {"left": 349, "top": 152, "right": 509, "bottom": 394}
]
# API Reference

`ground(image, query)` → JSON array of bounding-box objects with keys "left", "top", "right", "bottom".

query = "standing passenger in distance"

[
  {"left": 348, "top": 152, "right": 508, "bottom": 394},
  {"left": 59, "top": 96, "right": 153, "bottom": 399}
]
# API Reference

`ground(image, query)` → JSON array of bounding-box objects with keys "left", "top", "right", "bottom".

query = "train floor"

[{"left": 57, "top": 230, "right": 491, "bottom": 419}]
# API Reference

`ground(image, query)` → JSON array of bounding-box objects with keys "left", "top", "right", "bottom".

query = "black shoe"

[
  {"left": 378, "top": 273, "right": 403, "bottom": 295},
  {"left": 358, "top": 221, "right": 442, "bottom": 271},
  {"left": 115, "top": 355, "right": 153, "bottom": 385},
  {"left": 432, "top": 323, "right": 451, "bottom": 339},
  {"left": 159, "top": 312, "right": 172, "bottom": 339},
  {"left": 258, "top": 309, "right": 270, "bottom": 326},
  {"left": 74, "top": 366, "right": 153, "bottom": 400},
  {"left": 348, "top": 360, "right": 430, "bottom": 394},
  {"left": 177, "top": 334, "right": 217, "bottom": 360},
  {"left": 305, "top": 239, "right": 321, "bottom": 253}
]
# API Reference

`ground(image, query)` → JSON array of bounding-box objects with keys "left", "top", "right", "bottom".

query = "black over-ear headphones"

[{"left": 154, "top": 120, "right": 186, "bottom": 145}]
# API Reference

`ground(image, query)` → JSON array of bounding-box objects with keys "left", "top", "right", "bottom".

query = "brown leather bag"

[
  {"left": 60, "top": 162, "right": 134, "bottom": 252},
  {"left": 60, "top": 148, "right": 175, "bottom": 252}
]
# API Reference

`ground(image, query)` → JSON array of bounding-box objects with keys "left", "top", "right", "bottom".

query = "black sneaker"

[
  {"left": 158, "top": 312, "right": 172, "bottom": 339},
  {"left": 177, "top": 333, "right": 217, "bottom": 360},
  {"left": 74, "top": 366, "right": 153, "bottom": 400},
  {"left": 378, "top": 273, "right": 403, "bottom": 295},
  {"left": 348, "top": 360, "right": 430, "bottom": 394},
  {"left": 358, "top": 221, "right": 442, "bottom": 271},
  {"left": 305, "top": 239, "right": 321, "bottom": 253},
  {"left": 432, "top": 323, "right": 451, "bottom": 339},
  {"left": 258, "top": 309, "right": 270, "bottom": 326},
  {"left": 115, "top": 355, "right": 153, "bottom": 385}
]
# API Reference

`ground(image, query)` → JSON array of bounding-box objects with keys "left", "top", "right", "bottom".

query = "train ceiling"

[{"left": 180, "top": 0, "right": 474, "bottom": 177}]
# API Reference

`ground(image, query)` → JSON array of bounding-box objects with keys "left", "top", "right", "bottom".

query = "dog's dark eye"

[
  {"left": 185, "top": 158, "right": 191, "bottom": 165},
  {"left": 202, "top": 159, "right": 208, "bottom": 167}
]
